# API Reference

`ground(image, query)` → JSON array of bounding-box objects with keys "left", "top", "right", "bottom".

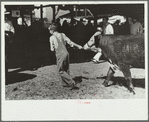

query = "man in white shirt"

[
  {"left": 92, "top": 17, "right": 114, "bottom": 63},
  {"left": 5, "top": 13, "right": 15, "bottom": 55},
  {"left": 103, "top": 17, "right": 114, "bottom": 35},
  {"left": 5, "top": 9, "right": 15, "bottom": 80}
]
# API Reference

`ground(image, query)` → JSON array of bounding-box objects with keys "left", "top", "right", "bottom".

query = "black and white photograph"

[{"left": 1, "top": 1, "right": 148, "bottom": 121}]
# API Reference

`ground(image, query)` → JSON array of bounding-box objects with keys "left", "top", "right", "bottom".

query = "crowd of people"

[
  {"left": 55, "top": 18, "right": 97, "bottom": 46},
  {"left": 54, "top": 16, "right": 144, "bottom": 63},
  {"left": 85, "top": 16, "right": 144, "bottom": 63},
  {"left": 5, "top": 13, "right": 51, "bottom": 71},
  {"left": 43, "top": 16, "right": 144, "bottom": 89}
]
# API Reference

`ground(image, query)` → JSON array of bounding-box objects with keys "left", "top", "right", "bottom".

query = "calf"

[{"left": 97, "top": 34, "right": 144, "bottom": 94}]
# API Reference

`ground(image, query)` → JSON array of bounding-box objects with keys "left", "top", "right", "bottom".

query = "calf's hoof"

[
  {"left": 102, "top": 81, "right": 108, "bottom": 87},
  {"left": 128, "top": 87, "right": 135, "bottom": 95}
]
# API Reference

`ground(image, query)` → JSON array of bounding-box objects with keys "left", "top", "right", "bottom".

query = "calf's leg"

[
  {"left": 120, "top": 64, "right": 135, "bottom": 94},
  {"left": 102, "top": 67, "right": 115, "bottom": 87}
]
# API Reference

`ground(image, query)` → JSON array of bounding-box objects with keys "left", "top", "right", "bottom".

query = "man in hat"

[
  {"left": 102, "top": 17, "right": 114, "bottom": 35},
  {"left": 5, "top": 8, "right": 15, "bottom": 51},
  {"left": 5, "top": 9, "right": 15, "bottom": 36},
  {"left": 48, "top": 23, "right": 83, "bottom": 89},
  {"left": 5, "top": 8, "right": 15, "bottom": 80}
]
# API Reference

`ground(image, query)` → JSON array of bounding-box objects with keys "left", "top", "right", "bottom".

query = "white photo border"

[{"left": 1, "top": 1, "right": 148, "bottom": 121}]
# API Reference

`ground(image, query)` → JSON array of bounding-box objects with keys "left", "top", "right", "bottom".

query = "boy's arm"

[{"left": 63, "top": 34, "right": 82, "bottom": 49}]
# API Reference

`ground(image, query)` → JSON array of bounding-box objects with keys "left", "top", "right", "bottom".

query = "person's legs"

[
  {"left": 57, "top": 54, "right": 75, "bottom": 86},
  {"left": 65, "top": 53, "right": 70, "bottom": 75},
  {"left": 92, "top": 48, "right": 102, "bottom": 63},
  {"left": 93, "top": 52, "right": 102, "bottom": 61}
]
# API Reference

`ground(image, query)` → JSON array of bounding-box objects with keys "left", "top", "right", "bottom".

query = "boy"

[{"left": 48, "top": 23, "right": 83, "bottom": 89}]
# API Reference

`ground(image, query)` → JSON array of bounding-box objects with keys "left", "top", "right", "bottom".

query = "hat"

[{"left": 4, "top": 8, "right": 10, "bottom": 14}]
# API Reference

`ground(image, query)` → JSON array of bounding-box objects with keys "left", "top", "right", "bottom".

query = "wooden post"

[
  {"left": 94, "top": 12, "right": 97, "bottom": 28},
  {"left": 85, "top": 7, "right": 86, "bottom": 18},
  {"left": 75, "top": 5, "right": 77, "bottom": 17},
  {"left": 21, "top": 9, "right": 25, "bottom": 26},
  {"left": 30, "top": 9, "right": 33, "bottom": 26},
  {"left": 70, "top": 5, "right": 74, "bottom": 26},
  {"left": 52, "top": 5, "right": 55, "bottom": 22},
  {"left": 40, "top": 4, "right": 43, "bottom": 27}
]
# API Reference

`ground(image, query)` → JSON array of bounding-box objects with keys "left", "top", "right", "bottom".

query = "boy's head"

[{"left": 48, "top": 23, "right": 58, "bottom": 34}]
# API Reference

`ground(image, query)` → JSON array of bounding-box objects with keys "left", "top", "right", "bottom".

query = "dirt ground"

[{"left": 5, "top": 61, "right": 146, "bottom": 100}]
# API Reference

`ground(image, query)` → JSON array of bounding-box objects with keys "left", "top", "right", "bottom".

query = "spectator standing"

[
  {"left": 61, "top": 20, "right": 69, "bottom": 34},
  {"left": 56, "top": 18, "right": 62, "bottom": 32},
  {"left": 119, "top": 16, "right": 130, "bottom": 35},
  {"left": 102, "top": 17, "right": 114, "bottom": 35},
  {"left": 92, "top": 17, "right": 114, "bottom": 63},
  {"left": 5, "top": 9, "right": 15, "bottom": 79},
  {"left": 113, "top": 20, "right": 120, "bottom": 35},
  {"left": 130, "top": 18, "right": 143, "bottom": 35}
]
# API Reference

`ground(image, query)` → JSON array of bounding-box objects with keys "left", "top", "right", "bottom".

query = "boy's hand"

[{"left": 77, "top": 45, "right": 83, "bottom": 50}]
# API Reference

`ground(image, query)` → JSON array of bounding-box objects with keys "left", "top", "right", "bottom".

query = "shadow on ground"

[
  {"left": 6, "top": 69, "right": 36, "bottom": 85},
  {"left": 73, "top": 76, "right": 89, "bottom": 84}
]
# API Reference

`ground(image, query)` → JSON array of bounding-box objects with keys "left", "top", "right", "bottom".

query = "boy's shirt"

[{"left": 49, "top": 32, "right": 76, "bottom": 51}]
